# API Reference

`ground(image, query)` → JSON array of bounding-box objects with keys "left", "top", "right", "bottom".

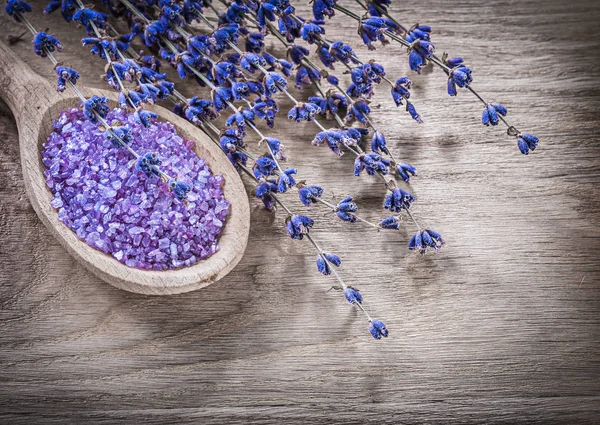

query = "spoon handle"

[{"left": 0, "top": 40, "right": 56, "bottom": 121}]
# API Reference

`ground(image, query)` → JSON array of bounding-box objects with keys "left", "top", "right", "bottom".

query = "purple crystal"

[{"left": 41, "top": 108, "right": 230, "bottom": 270}]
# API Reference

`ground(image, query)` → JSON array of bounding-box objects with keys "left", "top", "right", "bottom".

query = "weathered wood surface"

[{"left": 1, "top": 0, "right": 599, "bottom": 423}]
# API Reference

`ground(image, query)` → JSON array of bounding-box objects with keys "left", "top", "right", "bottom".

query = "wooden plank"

[{"left": 1, "top": 0, "right": 599, "bottom": 423}]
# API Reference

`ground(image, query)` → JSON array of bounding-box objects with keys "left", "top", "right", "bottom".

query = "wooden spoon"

[{"left": 0, "top": 40, "right": 250, "bottom": 295}]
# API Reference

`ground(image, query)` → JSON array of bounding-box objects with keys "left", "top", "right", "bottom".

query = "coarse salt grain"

[{"left": 41, "top": 107, "right": 230, "bottom": 271}]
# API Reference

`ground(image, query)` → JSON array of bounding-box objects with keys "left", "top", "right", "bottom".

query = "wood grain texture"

[
  {"left": 0, "top": 41, "right": 251, "bottom": 294},
  {"left": 1, "top": 0, "right": 599, "bottom": 423}
]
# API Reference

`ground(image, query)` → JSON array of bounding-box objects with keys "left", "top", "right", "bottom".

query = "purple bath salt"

[{"left": 42, "top": 107, "right": 230, "bottom": 271}]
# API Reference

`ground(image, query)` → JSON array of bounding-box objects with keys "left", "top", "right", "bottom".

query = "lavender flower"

[
  {"left": 447, "top": 59, "right": 473, "bottom": 96},
  {"left": 72, "top": 8, "right": 108, "bottom": 33},
  {"left": 245, "top": 32, "right": 265, "bottom": 52},
  {"left": 257, "top": 1, "right": 278, "bottom": 27},
  {"left": 288, "top": 102, "right": 321, "bottom": 122},
  {"left": 33, "top": 32, "right": 62, "bottom": 57},
  {"left": 407, "top": 102, "right": 423, "bottom": 123},
  {"left": 253, "top": 99, "right": 278, "bottom": 127},
  {"left": 219, "top": 128, "right": 246, "bottom": 153},
  {"left": 262, "top": 137, "right": 284, "bottom": 160},
  {"left": 231, "top": 81, "right": 251, "bottom": 100},
  {"left": 264, "top": 71, "right": 288, "bottom": 96},
  {"left": 264, "top": 53, "right": 293, "bottom": 76},
  {"left": 354, "top": 153, "right": 391, "bottom": 176},
  {"left": 408, "top": 39, "right": 435, "bottom": 73},
  {"left": 295, "top": 65, "right": 321, "bottom": 88},
  {"left": 55, "top": 66, "right": 80, "bottom": 92},
  {"left": 371, "top": 130, "right": 389, "bottom": 155},
  {"left": 227, "top": 151, "right": 248, "bottom": 169},
  {"left": 104, "top": 125, "right": 132, "bottom": 148},
  {"left": 384, "top": 188, "right": 415, "bottom": 212},
  {"left": 326, "top": 74, "right": 339, "bottom": 85},
  {"left": 134, "top": 109, "right": 158, "bottom": 128},
  {"left": 286, "top": 214, "right": 314, "bottom": 240},
  {"left": 82, "top": 37, "right": 116, "bottom": 59},
  {"left": 82, "top": 95, "right": 109, "bottom": 123},
  {"left": 255, "top": 180, "right": 279, "bottom": 210},
  {"left": 379, "top": 216, "right": 400, "bottom": 229},
  {"left": 301, "top": 20, "right": 326, "bottom": 44},
  {"left": 369, "top": 319, "right": 389, "bottom": 339},
  {"left": 358, "top": 17, "right": 399, "bottom": 50},
  {"left": 253, "top": 155, "right": 277, "bottom": 179},
  {"left": 391, "top": 77, "right": 412, "bottom": 106},
  {"left": 328, "top": 41, "right": 359, "bottom": 64},
  {"left": 308, "top": 94, "right": 347, "bottom": 118},
  {"left": 184, "top": 97, "right": 217, "bottom": 123},
  {"left": 135, "top": 152, "right": 162, "bottom": 178},
  {"left": 225, "top": 2, "right": 249, "bottom": 23},
  {"left": 298, "top": 184, "right": 324, "bottom": 206},
  {"left": 5, "top": 0, "right": 31, "bottom": 21},
  {"left": 336, "top": 196, "right": 358, "bottom": 222},
  {"left": 277, "top": 167, "right": 297, "bottom": 193},
  {"left": 240, "top": 52, "right": 267, "bottom": 73},
  {"left": 344, "top": 287, "right": 363, "bottom": 304},
  {"left": 226, "top": 111, "right": 248, "bottom": 135},
  {"left": 317, "top": 45, "right": 336, "bottom": 68},
  {"left": 312, "top": 129, "right": 345, "bottom": 156},
  {"left": 288, "top": 45, "right": 310, "bottom": 64},
  {"left": 408, "top": 229, "right": 445, "bottom": 253},
  {"left": 211, "top": 86, "right": 234, "bottom": 111},
  {"left": 517, "top": 133, "right": 539, "bottom": 155},
  {"left": 169, "top": 179, "right": 191, "bottom": 202},
  {"left": 312, "top": 0, "right": 335, "bottom": 20},
  {"left": 345, "top": 100, "right": 371, "bottom": 125},
  {"left": 405, "top": 24, "right": 431, "bottom": 43},
  {"left": 316, "top": 252, "right": 341, "bottom": 275},
  {"left": 482, "top": 103, "right": 507, "bottom": 126},
  {"left": 396, "top": 163, "right": 417, "bottom": 182}
]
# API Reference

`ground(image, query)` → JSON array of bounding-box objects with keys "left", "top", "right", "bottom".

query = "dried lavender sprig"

[
  {"left": 200, "top": 121, "right": 388, "bottom": 339},
  {"left": 332, "top": 2, "right": 540, "bottom": 154}
]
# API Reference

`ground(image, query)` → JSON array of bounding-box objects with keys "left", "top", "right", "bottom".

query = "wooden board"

[{"left": 1, "top": 0, "right": 599, "bottom": 423}]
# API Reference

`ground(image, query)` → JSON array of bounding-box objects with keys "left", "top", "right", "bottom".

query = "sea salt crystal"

[
  {"left": 129, "top": 226, "right": 145, "bottom": 235},
  {"left": 50, "top": 195, "right": 63, "bottom": 208},
  {"left": 42, "top": 108, "right": 229, "bottom": 270}
]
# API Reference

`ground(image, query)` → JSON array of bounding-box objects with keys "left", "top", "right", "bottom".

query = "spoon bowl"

[{"left": 0, "top": 41, "right": 250, "bottom": 295}]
